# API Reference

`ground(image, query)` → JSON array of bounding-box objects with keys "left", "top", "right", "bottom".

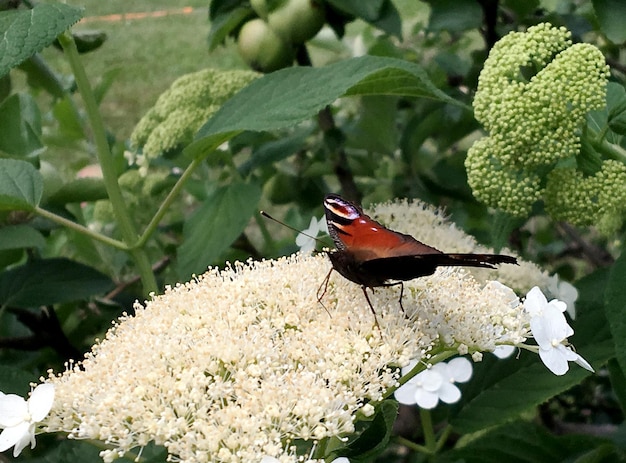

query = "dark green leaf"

[
  {"left": 46, "top": 177, "right": 108, "bottom": 205},
  {"left": 0, "top": 257, "right": 113, "bottom": 307},
  {"left": 51, "top": 96, "right": 85, "bottom": 141},
  {"left": 325, "top": 0, "right": 385, "bottom": 21},
  {"left": 365, "top": 0, "right": 401, "bottom": 37},
  {"left": 345, "top": 96, "right": 398, "bottom": 154},
  {"left": 0, "top": 158, "right": 43, "bottom": 211},
  {"left": 502, "top": 0, "right": 540, "bottom": 19},
  {"left": 451, "top": 269, "right": 613, "bottom": 433},
  {"left": 207, "top": 6, "right": 251, "bottom": 50},
  {"left": 238, "top": 127, "right": 312, "bottom": 177},
  {"left": 0, "top": 224, "right": 45, "bottom": 251},
  {"left": 425, "top": 0, "right": 483, "bottom": 32},
  {"left": 0, "top": 93, "right": 44, "bottom": 157},
  {"left": 606, "top": 82, "right": 626, "bottom": 135},
  {"left": 606, "top": 251, "right": 626, "bottom": 373},
  {"left": 0, "top": 3, "right": 83, "bottom": 78},
  {"left": 608, "top": 358, "right": 626, "bottom": 415},
  {"left": 0, "top": 364, "right": 39, "bottom": 395},
  {"left": 334, "top": 400, "right": 398, "bottom": 461},
  {"left": 593, "top": 0, "right": 626, "bottom": 43},
  {"left": 17, "top": 54, "right": 66, "bottom": 98},
  {"left": 440, "top": 421, "right": 624, "bottom": 463},
  {"left": 186, "top": 56, "right": 464, "bottom": 160},
  {"left": 177, "top": 182, "right": 261, "bottom": 279}
]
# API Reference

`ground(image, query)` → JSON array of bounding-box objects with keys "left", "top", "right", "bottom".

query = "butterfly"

[{"left": 321, "top": 194, "right": 518, "bottom": 325}]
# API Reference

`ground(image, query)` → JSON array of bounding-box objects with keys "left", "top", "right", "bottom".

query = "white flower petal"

[
  {"left": 438, "top": 382, "right": 462, "bottom": 404},
  {"left": 447, "top": 357, "right": 473, "bottom": 383},
  {"left": 493, "top": 345, "right": 515, "bottom": 359},
  {"left": 0, "top": 421, "right": 30, "bottom": 454},
  {"left": 394, "top": 382, "right": 418, "bottom": 405},
  {"left": 539, "top": 347, "right": 569, "bottom": 376},
  {"left": 418, "top": 369, "right": 443, "bottom": 392},
  {"left": 332, "top": 458, "right": 350, "bottom": 463},
  {"left": 28, "top": 384, "right": 55, "bottom": 422},
  {"left": 0, "top": 394, "right": 28, "bottom": 428},
  {"left": 415, "top": 389, "right": 440, "bottom": 409},
  {"left": 261, "top": 457, "right": 280, "bottom": 463},
  {"left": 525, "top": 286, "right": 548, "bottom": 316},
  {"left": 573, "top": 353, "right": 594, "bottom": 372}
]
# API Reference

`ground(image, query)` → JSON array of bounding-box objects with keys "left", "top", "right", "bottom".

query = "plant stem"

[
  {"left": 34, "top": 206, "right": 129, "bottom": 250},
  {"left": 135, "top": 157, "right": 203, "bottom": 248},
  {"left": 57, "top": 31, "right": 157, "bottom": 295},
  {"left": 420, "top": 408, "right": 437, "bottom": 452}
]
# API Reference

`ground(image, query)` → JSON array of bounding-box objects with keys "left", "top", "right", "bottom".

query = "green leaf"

[
  {"left": 177, "top": 182, "right": 261, "bottom": 279},
  {"left": 451, "top": 269, "right": 613, "bottom": 433},
  {"left": 0, "top": 224, "right": 45, "bottom": 251},
  {"left": 592, "top": 0, "right": 626, "bottom": 44},
  {"left": 207, "top": 6, "right": 251, "bottom": 50},
  {"left": 0, "top": 364, "right": 39, "bottom": 395},
  {"left": 424, "top": 0, "right": 483, "bottom": 32},
  {"left": 17, "top": 53, "right": 66, "bottom": 98},
  {"left": 606, "top": 82, "right": 626, "bottom": 135},
  {"left": 606, "top": 251, "right": 626, "bottom": 373},
  {"left": 46, "top": 177, "right": 108, "bottom": 205},
  {"left": 334, "top": 400, "right": 398, "bottom": 461},
  {"left": 0, "top": 93, "right": 44, "bottom": 157},
  {"left": 238, "top": 127, "right": 312, "bottom": 176},
  {"left": 608, "top": 358, "right": 626, "bottom": 414},
  {"left": 0, "top": 3, "right": 83, "bottom": 78},
  {"left": 346, "top": 96, "right": 398, "bottom": 154},
  {"left": 0, "top": 257, "right": 113, "bottom": 307},
  {"left": 0, "top": 158, "right": 43, "bottom": 211},
  {"left": 325, "top": 0, "right": 385, "bottom": 22},
  {"left": 440, "top": 421, "right": 624, "bottom": 463},
  {"left": 186, "top": 56, "right": 463, "bottom": 160}
]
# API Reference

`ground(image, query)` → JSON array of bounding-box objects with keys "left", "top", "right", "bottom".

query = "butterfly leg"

[
  {"left": 380, "top": 281, "right": 408, "bottom": 319},
  {"left": 361, "top": 286, "right": 381, "bottom": 330},
  {"left": 316, "top": 268, "right": 334, "bottom": 318}
]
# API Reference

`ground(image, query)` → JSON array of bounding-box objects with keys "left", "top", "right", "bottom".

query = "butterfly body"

[{"left": 323, "top": 193, "right": 517, "bottom": 294}]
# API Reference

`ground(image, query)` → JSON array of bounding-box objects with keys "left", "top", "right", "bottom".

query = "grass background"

[
  {"left": 34, "top": 0, "right": 418, "bottom": 140},
  {"left": 39, "top": 0, "right": 246, "bottom": 139}
]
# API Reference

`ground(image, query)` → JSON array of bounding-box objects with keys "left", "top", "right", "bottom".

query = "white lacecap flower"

[
  {"left": 296, "top": 216, "right": 329, "bottom": 253},
  {"left": 546, "top": 274, "right": 578, "bottom": 319},
  {"left": 394, "top": 357, "right": 473, "bottom": 409},
  {"left": 0, "top": 383, "right": 55, "bottom": 457},
  {"left": 525, "top": 286, "right": 593, "bottom": 375}
]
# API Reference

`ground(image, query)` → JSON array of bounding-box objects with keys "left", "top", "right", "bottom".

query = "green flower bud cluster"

[
  {"left": 545, "top": 160, "right": 626, "bottom": 235},
  {"left": 130, "top": 69, "right": 259, "bottom": 158},
  {"left": 466, "top": 23, "right": 611, "bottom": 220}
]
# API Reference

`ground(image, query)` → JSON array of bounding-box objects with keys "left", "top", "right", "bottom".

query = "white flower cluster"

[{"left": 32, "top": 247, "right": 535, "bottom": 463}]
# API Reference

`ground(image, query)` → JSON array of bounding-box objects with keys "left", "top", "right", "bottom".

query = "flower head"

[
  {"left": 130, "top": 69, "right": 259, "bottom": 159},
  {"left": 525, "top": 287, "right": 592, "bottom": 375},
  {"left": 394, "top": 357, "right": 472, "bottom": 409},
  {"left": 42, "top": 249, "right": 530, "bottom": 462},
  {"left": 466, "top": 23, "right": 610, "bottom": 219},
  {"left": 0, "top": 383, "right": 55, "bottom": 457}
]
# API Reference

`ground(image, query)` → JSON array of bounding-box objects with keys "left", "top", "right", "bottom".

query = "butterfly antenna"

[{"left": 260, "top": 210, "right": 327, "bottom": 245}]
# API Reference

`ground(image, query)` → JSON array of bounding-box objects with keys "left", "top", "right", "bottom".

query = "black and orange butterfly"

[{"left": 321, "top": 194, "right": 517, "bottom": 324}]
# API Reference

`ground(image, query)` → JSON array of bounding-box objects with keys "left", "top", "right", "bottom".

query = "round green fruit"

[
  {"left": 267, "top": 0, "right": 325, "bottom": 44},
  {"left": 237, "top": 18, "right": 295, "bottom": 72}
]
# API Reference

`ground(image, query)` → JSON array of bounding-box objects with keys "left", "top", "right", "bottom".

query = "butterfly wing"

[
  {"left": 323, "top": 194, "right": 442, "bottom": 261},
  {"left": 361, "top": 253, "right": 518, "bottom": 281}
]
